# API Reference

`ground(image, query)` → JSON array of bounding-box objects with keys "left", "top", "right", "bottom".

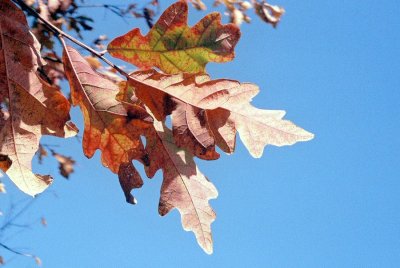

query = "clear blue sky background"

[{"left": 1, "top": 0, "right": 400, "bottom": 267}]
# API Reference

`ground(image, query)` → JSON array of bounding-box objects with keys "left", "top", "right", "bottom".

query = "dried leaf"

[
  {"left": 126, "top": 70, "right": 232, "bottom": 159},
  {"left": 108, "top": 1, "right": 240, "bottom": 74},
  {"left": 41, "top": 217, "right": 47, "bottom": 227},
  {"left": 145, "top": 117, "right": 218, "bottom": 254},
  {"left": 37, "top": 144, "right": 48, "bottom": 164},
  {"left": 34, "top": 256, "right": 42, "bottom": 266},
  {"left": 231, "top": 9, "right": 244, "bottom": 26},
  {"left": 42, "top": 52, "right": 65, "bottom": 86},
  {"left": 51, "top": 150, "right": 75, "bottom": 179},
  {"left": 206, "top": 83, "right": 314, "bottom": 157},
  {"left": 62, "top": 45, "right": 152, "bottom": 200},
  {"left": 0, "top": 0, "right": 77, "bottom": 196},
  {"left": 48, "top": 0, "right": 72, "bottom": 13},
  {"left": 189, "top": 0, "right": 207, "bottom": 10},
  {"left": 129, "top": 70, "right": 313, "bottom": 159},
  {"left": 254, "top": 1, "right": 285, "bottom": 27},
  {"left": 128, "top": 69, "right": 313, "bottom": 157},
  {"left": 84, "top": 56, "right": 102, "bottom": 70},
  {"left": 0, "top": 182, "right": 6, "bottom": 193},
  {"left": 118, "top": 162, "right": 143, "bottom": 204}
]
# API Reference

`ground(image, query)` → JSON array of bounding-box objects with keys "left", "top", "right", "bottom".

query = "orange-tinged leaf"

[
  {"left": 108, "top": 1, "right": 240, "bottom": 74},
  {"left": 145, "top": 117, "right": 218, "bottom": 254},
  {"left": 62, "top": 45, "right": 152, "bottom": 201},
  {"left": 0, "top": 0, "right": 77, "bottom": 196}
]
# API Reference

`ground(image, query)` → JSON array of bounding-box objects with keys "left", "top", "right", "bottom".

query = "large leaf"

[
  {"left": 0, "top": 0, "right": 77, "bottom": 196},
  {"left": 124, "top": 70, "right": 231, "bottom": 159},
  {"left": 107, "top": 1, "right": 240, "bottom": 74},
  {"left": 62, "top": 45, "right": 153, "bottom": 203},
  {"left": 208, "top": 84, "right": 314, "bottom": 157},
  {"left": 128, "top": 69, "right": 314, "bottom": 158},
  {"left": 145, "top": 116, "right": 218, "bottom": 254}
]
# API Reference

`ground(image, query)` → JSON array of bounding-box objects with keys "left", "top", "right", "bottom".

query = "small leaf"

[
  {"left": 37, "top": 144, "right": 48, "bottom": 164},
  {"left": 34, "top": 256, "right": 42, "bottom": 266},
  {"left": 41, "top": 217, "right": 47, "bottom": 227},
  {"left": 51, "top": 150, "right": 75, "bottom": 179},
  {"left": 254, "top": 1, "right": 285, "bottom": 28},
  {"left": 108, "top": 1, "right": 240, "bottom": 74},
  {"left": 118, "top": 162, "right": 143, "bottom": 204},
  {"left": 0, "top": 182, "right": 6, "bottom": 193}
]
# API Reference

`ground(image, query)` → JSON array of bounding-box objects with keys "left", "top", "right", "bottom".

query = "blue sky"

[{"left": 1, "top": 0, "right": 400, "bottom": 267}]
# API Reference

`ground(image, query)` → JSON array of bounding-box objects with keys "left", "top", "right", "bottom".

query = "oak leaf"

[
  {"left": 0, "top": 0, "right": 77, "bottom": 196},
  {"left": 62, "top": 45, "right": 152, "bottom": 201},
  {"left": 128, "top": 69, "right": 313, "bottom": 158},
  {"left": 206, "top": 83, "right": 314, "bottom": 157},
  {"left": 125, "top": 70, "right": 232, "bottom": 159},
  {"left": 107, "top": 1, "right": 240, "bottom": 74},
  {"left": 145, "top": 116, "right": 218, "bottom": 254}
]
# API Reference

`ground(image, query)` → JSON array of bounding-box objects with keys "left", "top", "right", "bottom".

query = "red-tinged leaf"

[
  {"left": 128, "top": 69, "right": 313, "bottom": 157},
  {"left": 118, "top": 162, "right": 143, "bottom": 205},
  {"left": 127, "top": 70, "right": 231, "bottom": 159},
  {"left": 62, "top": 45, "right": 152, "bottom": 201},
  {"left": 108, "top": 1, "right": 240, "bottom": 74},
  {"left": 0, "top": 0, "right": 77, "bottom": 196},
  {"left": 145, "top": 117, "right": 218, "bottom": 254},
  {"left": 172, "top": 100, "right": 219, "bottom": 160}
]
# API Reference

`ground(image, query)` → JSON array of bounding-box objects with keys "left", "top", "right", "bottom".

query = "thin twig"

[
  {"left": 0, "top": 198, "right": 36, "bottom": 233},
  {"left": 12, "top": 0, "right": 130, "bottom": 78},
  {"left": 0, "top": 242, "right": 36, "bottom": 259}
]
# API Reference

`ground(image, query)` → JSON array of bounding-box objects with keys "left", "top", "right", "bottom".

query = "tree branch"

[
  {"left": 12, "top": 0, "right": 130, "bottom": 78},
  {"left": 0, "top": 242, "right": 37, "bottom": 260}
]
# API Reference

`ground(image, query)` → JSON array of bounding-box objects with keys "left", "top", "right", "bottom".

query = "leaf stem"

[{"left": 12, "top": 0, "right": 130, "bottom": 78}]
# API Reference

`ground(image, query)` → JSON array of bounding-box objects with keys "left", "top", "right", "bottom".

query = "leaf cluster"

[{"left": 0, "top": 0, "right": 313, "bottom": 254}]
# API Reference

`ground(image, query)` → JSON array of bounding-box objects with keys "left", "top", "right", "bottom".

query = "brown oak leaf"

[
  {"left": 145, "top": 116, "right": 218, "bottom": 254},
  {"left": 0, "top": 0, "right": 77, "bottom": 196},
  {"left": 125, "top": 70, "right": 232, "bottom": 159},
  {"left": 128, "top": 69, "right": 313, "bottom": 158}
]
